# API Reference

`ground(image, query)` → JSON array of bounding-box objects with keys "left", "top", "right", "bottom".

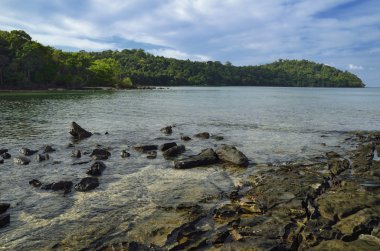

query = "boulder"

[
  {"left": 19, "top": 147, "right": 38, "bottom": 156},
  {"left": 160, "top": 126, "right": 173, "bottom": 135},
  {"left": 42, "top": 145, "right": 56, "bottom": 153},
  {"left": 0, "top": 203, "right": 10, "bottom": 214},
  {"left": 0, "top": 213, "right": 10, "bottom": 228},
  {"left": 194, "top": 132, "right": 210, "bottom": 139},
  {"left": 36, "top": 154, "right": 49, "bottom": 162},
  {"left": 120, "top": 150, "right": 130, "bottom": 158},
  {"left": 174, "top": 148, "right": 218, "bottom": 169},
  {"left": 0, "top": 158, "right": 3, "bottom": 164},
  {"left": 133, "top": 144, "right": 158, "bottom": 152},
  {"left": 75, "top": 177, "right": 99, "bottom": 192},
  {"left": 71, "top": 149, "right": 81, "bottom": 158},
  {"left": 146, "top": 151, "right": 157, "bottom": 159},
  {"left": 181, "top": 136, "right": 192, "bottom": 141},
  {"left": 29, "top": 179, "right": 42, "bottom": 187},
  {"left": 86, "top": 161, "right": 107, "bottom": 176},
  {"left": 13, "top": 156, "right": 30, "bottom": 165},
  {"left": 90, "top": 148, "right": 111, "bottom": 160},
  {"left": 41, "top": 181, "right": 73, "bottom": 194},
  {"left": 159, "top": 142, "right": 177, "bottom": 151},
  {"left": 1, "top": 152, "right": 11, "bottom": 159},
  {"left": 0, "top": 149, "right": 8, "bottom": 155},
  {"left": 163, "top": 145, "right": 185, "bottom": 159},
  {"left": 69, "top": 121, "right": 92, "bottom": 139},
  {"left": 215, "top": 145, "right": 249, "bottom": 167}
]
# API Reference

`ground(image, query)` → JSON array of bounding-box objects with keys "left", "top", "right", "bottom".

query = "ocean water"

[{"left": 0, "top": 87, "right": 379, "bottom": 249}]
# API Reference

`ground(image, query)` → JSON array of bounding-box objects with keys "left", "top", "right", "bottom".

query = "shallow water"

[{"left": 1, "top": 87, "right": 380, "bottom": 250}]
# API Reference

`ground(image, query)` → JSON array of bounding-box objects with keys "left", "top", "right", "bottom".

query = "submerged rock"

[
  {"left": 41, "top": 181, "right": 73, "bottom": 194},
  {"left": 0, "top": 158, "right": 3, "bottom": 164},
  {"left": 0, "top": 213, "right": 10, "bottom": 228},
  {"left": 133, "top": 144, "right": 158, "bottom": 152},
  {"left": 216, "top": 145, "right": 249, "bottom": 167},
  {"left": 0, "top": 149, "right": 8, "bottom": 155},
  {"left": 159, "top": 142, "right": 177, "bottom": 151},
  {"left": 181, "top": 135, "right": 192, "bottom": 141},
  {"left": 42, "top": 145, "right": 56, "bottom": 153},
  {"left": 163, "top": 145, "right": 185, "bottom": 159},
  {"left": 36, "top": 154, "right": 49, "bottom": 162},
  {"left": 174, "top": 148, "right": 218, "bottom": 169},
  {"left": 69, "top": 121, "right": 92, "bottom": 139},
  {"left": 0, "top": 203, "right": 10, "bottom": 214},
  {"left": 19, "top": 147, "right": 38, "bottom": 156},
  {"left": 90, "top": 148, "right": 111, "bottom": 160},
  {"left": 211, "top": 135, "right": 224, "bottom": 141},
  {"left": 1, "top": 152, "right": 11, "bottom": 159},
  {"left": 71, "top": 149, "right": 81, "bottom": 158},
  {"left": 146, "top": 151, "right": 157, "bottom": 159},
  {"left": 160, "top": 126, "right": 173, "bottom": 135},
  {"left": 120, "top": 150, "right": 130, "bottom": 158},
  {"left": 29, "top": 179, "right": 42, "bottom": 187},
  {"left": 13, "top": 156, "right": 30, "bottom": 165},
  {"left": 194, "top": 132, "right": 210, "bottom": 139},
  {"left": 86, "top": 161, "right": 107, "bottom": 176},
  {"left": 75, "top": 177, "right": 99, "bottom": 192}
]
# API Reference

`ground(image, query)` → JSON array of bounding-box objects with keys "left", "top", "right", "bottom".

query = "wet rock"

[
  {"left": 120, "top": 150, "right": 130, "bottom": 158},
  {"left": 72, "top": 160, "right": 91, "bottom": 165},
  {"left": 213, "top": 204, "right": 239, "bottom": 222},
  {"left": 0, "top": 158, "right": 3, "bottom": 164},
  {"left": 41, "top": 181, "right": 73, "bottom": 194},
  {"left": 42, "top": 145, "right": 56, "bottom": 153},
  {"left": 86, "top": 161, "right": 107, "bottom": 176},
  {"left": 194, "top": 132, "right": 210, "bottom": 139},
  {"left": 71, "top": 149, "right": 81, "bottom": 158},
  {"left": 133, "top": 144, "right": 158, "bottom": 152},
  {"left": 181, "top": 135, "right": 192, "bottom": 141},
  {"left": 0, "top": 203, "right": 10, "bottom": 214},
  {"left": 1, "top": 152, "right": 11, "bottom": 159},
  {"left": 326, "top": 151, "right": 341, "bottom": 159},
  {"left": 36, "top": 154, "right": 49, "bottom": 162},
  {"left": 163, "top": 145, "right": 185, "bottom": 159},
  {"left": 98, "top": 241, "right": 159, "bottom": 251},
  {"left": 13, "top": 156, "right": 30, "bottom": 165},
  {"left": 105, "top": 131, "right": 109, "bottom": 135},
  {"left": 0, "top": 149, "right": 8, "bottom": 155},
  {"left": 90, "top": 148, "right": 111, "bottom": 158},
  {"left": 19, "top": 147, "right": 38, "bottom": 156},
  {"left": 211, "top": 135, "right": 224, "bottom": 141},
  {"left": 67, "top": 143, "right": 74, "bottom": 148},
  {"left": 146, "top": 151, "right": 157, "bottom": 159},
  {"left": 159, "top": 142, "right": 177, "bottom": 151},
  {"left": 174, "top": 148, "right": 218, "bottom": 169},
  {"left": 69, "top": 121, "right": 92, "bottom": 139},
  {"left": 92, "top": 154, "right": 109, "bottom": 160},
  {"left": 160, "top": 126, "right": 172, "bottom": 135},
  {"left": 29, "top": 179, "right": 42, "bottom": 187},
  {"left": 309, "top": 239, "right": 380, "bottom": 251},
  {"left": 216, "top": 145, "right": 249, "bottom": 167},
  {"left": 0, "top": 213, "right": 10, "bottom": 228},
  {"left": 328, "top": 158, "right": 350, "bottom": 176},
  {"left": 75, "top": 177, "right": 99, "bottom": 192}
]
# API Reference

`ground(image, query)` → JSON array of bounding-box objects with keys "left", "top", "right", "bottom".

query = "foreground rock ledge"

[{"left": 69, "top": 122, "right": 92, "bottom": 139}]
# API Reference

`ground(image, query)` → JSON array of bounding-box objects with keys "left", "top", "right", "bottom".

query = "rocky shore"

[{"left": 1, "top": 123, "right": 380, "bottom": 250}]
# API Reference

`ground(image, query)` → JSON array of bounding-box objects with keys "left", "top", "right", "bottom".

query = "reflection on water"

[{"left": 1, "top": 87, "right": 380, "bottom": 250}]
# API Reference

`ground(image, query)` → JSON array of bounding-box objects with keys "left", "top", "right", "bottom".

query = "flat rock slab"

[{"left": 174, "top": 148, "right": 218, "bottom": 169}]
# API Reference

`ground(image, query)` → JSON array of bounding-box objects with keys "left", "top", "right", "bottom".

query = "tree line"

[{"left": 0, "top": 30, "right": 365, "bottom": 89}]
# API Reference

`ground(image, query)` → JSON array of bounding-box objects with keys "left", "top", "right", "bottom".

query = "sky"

[{"left": 0, "top": 0, "right": 379, "bottom": 86}]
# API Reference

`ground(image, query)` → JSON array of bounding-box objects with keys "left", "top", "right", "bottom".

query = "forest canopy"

[{"left": 0, "top": 30, "right": 365, "bottom": 89}]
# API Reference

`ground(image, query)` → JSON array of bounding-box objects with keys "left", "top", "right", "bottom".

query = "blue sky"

[{"left": 0, "top": 0, "right": 379, "bottom": 86}]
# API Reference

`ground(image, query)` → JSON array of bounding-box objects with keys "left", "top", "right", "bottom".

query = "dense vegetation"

[{"left": 0, "top": 30, "right": 364, "bottom": 89}]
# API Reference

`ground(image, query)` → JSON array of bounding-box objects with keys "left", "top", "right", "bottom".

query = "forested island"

[{"left": 0, "top": 30, "right": 364, "bottom": 89}]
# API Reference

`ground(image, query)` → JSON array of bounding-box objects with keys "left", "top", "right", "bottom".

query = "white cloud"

[
  {"left": 348, "top": 64, "right": 364, "bottom": 70},
  {"left": 148, "top": 48, "right": 210, "bottom": 61}
]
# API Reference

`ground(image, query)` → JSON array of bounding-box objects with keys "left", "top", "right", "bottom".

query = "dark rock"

[
  {"left": 90, "top": 148, "right": 111, "bottom": 157},
  {"left": 13, "top": 156, "right": 30, "bottom": 165},
  {"left": 19, "top": 147, "right": 38, "bottom": 156},
  {"left": 0, "top": 203, "right": 10, "bottom": 214},
  {"left": 174, "top": 148, "right": 218, "bottom": 169},
  {"left": 0, "top": 213, "right": 10, "bottom": 228},
  {"left": 163, "top": 145, "right": 185, "bottom": 159},
  {"left": 194, "top": 132, "right": 210, "bottom": 139},
  {"left": 326, "top": 151, "right": 341, "bottom": 158},
  {"left": 215, "top": 145, "right": 249, "bottom": 167},
  {"left": 69, "top": 121, "right": 92, "bottom": 139},
  {"left": 71, "top": 149, "right": 81, "bottom": 158},
  {"left": 41, "top": 181, "right": 73, "bottom": 194},
  {"left": 0, "top": 149, "right": 8, "bottom": 155},
  {"left": 98, "top": 241, "right": 158, "bottom": 251},
  {"left": 67, "top": 143, "right": 74, "bottom": 148},
  {"left": 328, "top": 158, "right": 350, "bottom": 176},
  {"left": 86, "top": 161, "right": 107, "bottom": 176},
  {"left": 75, "top": 177, "right": 99, "bottom": 192},
  {"left": 160, "top": 126, "right": 173, "bottom": 135},
  {"left": 211, "top": 135, "right": 224, "bottom": 141},
  {"left": 159, "top": 142, "right": 177, "bottom": 151},
  {"left": 42, "top": 145, "right": 56, "bottom": 153},
  {"left": 36, "top": 154, "right": 49, "bottom": 162},
  {"left": 133, "top": 144, "right": 158, "bottom": 152},
  {"left": 0, "top": 158, "right": 3, "bottom": 164},
  {"left": 92, "top": 154, "right": 108, "bottom": 160},
  {"left": 146, "top": 151, "right": 157, "bottom": 159},
  {"left": 120, "top": 150, "right": 130, "bottom": 158},
  {"left": 105, "top": 131, "right": 109, "bottom": 135},
  {"left": 72, "top": 160, "right": 91, "bottom": 165},
  {"left": 1, "top": 152, "right": 11, "bottom": 159},
  {"left": 29, "top": 179, "right": 42, "bottom": 187},
  {"left": 181, "top": 135, "right": 192, "bottom": 141}
]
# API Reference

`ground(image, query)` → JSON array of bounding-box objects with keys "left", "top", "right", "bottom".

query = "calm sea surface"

[{"left": 0, "top": 87, "right": 380, "bottom": 249}]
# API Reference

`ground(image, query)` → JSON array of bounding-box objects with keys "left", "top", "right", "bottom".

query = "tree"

[{"left": 88, "top": 58, "right": 121, "bottom": 86}]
